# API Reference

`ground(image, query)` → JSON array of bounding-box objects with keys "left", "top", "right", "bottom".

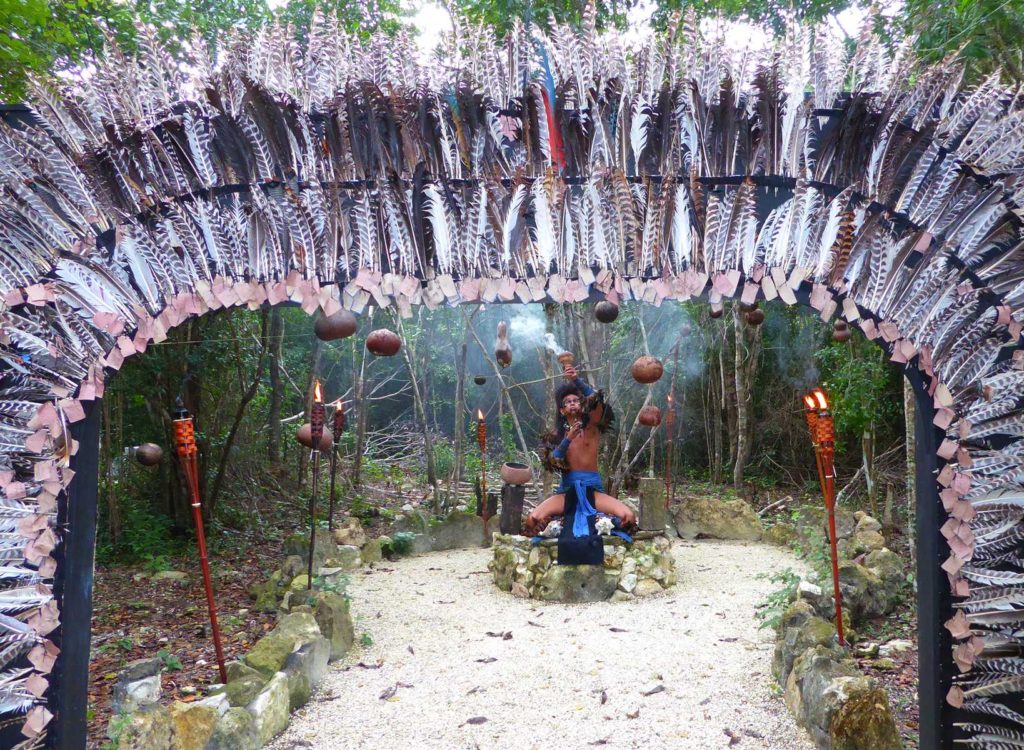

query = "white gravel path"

[{"left": 268, "top": 539, "right": 815, "bottom": 750}]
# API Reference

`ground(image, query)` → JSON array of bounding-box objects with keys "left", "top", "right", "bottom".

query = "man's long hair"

[{"left": 550, "top": 382, "right": 614, "bottom": 443}]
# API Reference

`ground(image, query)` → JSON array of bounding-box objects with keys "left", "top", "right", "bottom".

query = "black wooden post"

[
  {"left": 48, "top": 399, "right": 102, "bottom": 750},
  {"left": 907, "top": 368, "right": 952, "bottom": 750},
  {"left": 499, "top": 484, "right": 525, "bottom": 535}
]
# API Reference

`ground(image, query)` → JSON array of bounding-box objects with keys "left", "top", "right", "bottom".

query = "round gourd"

[
  {"left": 366, "top": 329, "right": 401, "bottom": 356},
  {"left": 638, "top": 405, "right": 662, "bottom": 427},
  {"left": 631, "top": 355, "right": 664, "bottom": 384},
  {"left": 314, "top": 310, "right": 358, "bottom": 341},
  {"left": 296, "top": 423, "right": 334, "bottom": 451},
  {"left": 595, "top": 301, "right": 620, "bottom": 323}
]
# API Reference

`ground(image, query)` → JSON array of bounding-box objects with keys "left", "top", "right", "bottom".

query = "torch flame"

[
  {"left": 803, "top": 394, "right": 817, "bottom": 410},
  {"left": 313, "top": 380, "right": 323, "bottom": 403},
  {"left": 477, "top": 409, "right": 484, "bottom": 421},
  {"left": 667, "top": 392, "right": 673, "bottom": 403},
  {"left": 813, "top": 389, "right": 829, "bottom": 410}
]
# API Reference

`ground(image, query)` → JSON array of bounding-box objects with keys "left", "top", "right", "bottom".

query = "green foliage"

[
  {"left": 312, "top": 573, "right": 349, "bottom": 596},
  {"left": 102, "top": 712, "right": 133, "bottom": 750},
  {"left": 754, "top": 567, "right": 800, "bottom": 630},
  {"left": 433, "top": 442, "right": 456, "bottom": 479},
  {"left": 816, "top": 338, "right": 902, "bottom": 447},
  {"left": 499, "top": 413, "right": 517, "bottom": 462},
  {"left": 157, "top": 648, "right": 183, "bottom": 671},
  {"left": 389, "top": 531, "right": 416, "bottom": 556},
  {"left": 359, "top": 632, "right": 373, "bottom": 647}
]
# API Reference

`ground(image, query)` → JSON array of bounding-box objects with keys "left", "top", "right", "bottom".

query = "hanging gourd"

[
  {"left": 709, "top": 302, "right": 724, "bottom": 319},
  {"left": 745, "top": 308, "right": 765, "bottom": 326},
  {"left": 495, "top": 321, "right": 513, "bottom": 368},
  {"left": 631, "top": 355, "right": 664, "bottom": 384},
  {"left": 135, "top": 443, "right": 163, "bottom": 466},
  {"left": 595, "top": 301, "right": 619, "bottom": 323},
  {"left": 366, "top": 329, "right": 401, "bottom": 356},
  {"left": 474, "top": 375, "right": 487, "bottom": 385},
  {"left": 297, "top": 423, "right": 334, "bottom": 451},
  {"left": 832, "top": 320, "right": 852, "bottom": 342},
  {"left": 639, "top": 405, "right": 662, "bottom": 427},
  {"left": 314, "top": 310, "right": 358, "bottom": 341}
]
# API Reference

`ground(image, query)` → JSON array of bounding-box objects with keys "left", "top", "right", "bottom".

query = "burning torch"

[
  {"left": 803, "top": 388, "right": 846, "bottom": 646},
  {"left": 172, "top": 404, "right": 227, "bottom": 684},
  {"left": 327, "top": 400, "right": 346, "bottom": 532},
  {"left": 477, "top": 409, "right": 488, "bottom": 541},
  {"left": 307, "top": 380, "right": 325, "bottom": 590}
]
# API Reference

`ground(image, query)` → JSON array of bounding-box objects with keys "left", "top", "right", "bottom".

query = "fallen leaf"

[
  {"left": 467, "top": 686, "right": 482, "bottom": 695},
  {"left": 407, "top": 646, "right": 415, "bottom": 655},
  {"left": 503, "top": 632, "right": 513, "bottom": 641},
  {"left": 609, "top": 627, "right": 628, "bottom": 633},
  {"left": 600, "top": 690, "right": 608, "bottom": 705},
  {"left": 724, "top": 728, "right": 740, "bottom": 746},
  {"left": 475, "top": 657, "right": 497, "bottom": 664},
  {"left": 466, "top": 716, "right": 488, "bottom": 725},
  {"left": 379, "top": 685, "right": 397, "bottom": 700},
  {"left": 356, "top": 661, "right": 383, "bottom": 670},
  {"left": 589, "top": 739, "right": 609, "bottom": 746},
  {"left": 527, "top": 621, "right": 545, "bottom": 628},
  {"left": 642, "top": 685, "right": 665, "bottom": 697},
  {"left": 626, "top": 709, "right": 640, "bottom": 719}
]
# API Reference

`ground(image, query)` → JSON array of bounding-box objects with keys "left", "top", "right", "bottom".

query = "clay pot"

[
  {"left": 638, "top": 405, "right": 662, "bottom": 427},
  {"left": 366, "top": 329, "right": 401, "bottom": 356},
  {"left": 314, "top": 310, "right": 358, "bottom": 341},
  {"left": 832, "top": 320, "right": 852, "bottom": 343},
  {"left": 631, "top": 355, "right": 664, "bottom": 384},
  {"left": 500, "top": 461, "right": 533, "bottom": 486},
  {"left": 296, "top": 423, "right": 334, "bottom": 451},
  {"left": 135, "top": 443, "right": 163, "bottom": 466},
  {"left": 595, "top": 301, "right": 620, "bottom": 324},
  {"left": 745, "top": 308, "right": 765, "bottom": 326},
  {"left": 474, "top": 375, "right": 487, "bottom": 386},
  {"left": 709, "top": 303, "right": 724, "bottom": 319}
]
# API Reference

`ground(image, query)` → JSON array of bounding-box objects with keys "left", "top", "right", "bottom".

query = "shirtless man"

[{"left": 525, "top": 365, "right": 637, "bottom": 535}]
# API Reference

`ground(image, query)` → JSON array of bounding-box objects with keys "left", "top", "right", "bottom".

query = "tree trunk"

[
  {"left": 452, "top": 319, "right": 470, "bottom": 510},
  {"left": 102, "top": 393, "right": 121, "bottom": 546},
  {"left": 298, "top": 336, "right": 325, "bottom": 487},
  {"left": 722, "top": 314, "right": 738, "bottom": 474},
  {"left": 208, "top": 310, "right": 270, "bottom": 516},
  {"left": 351, "top": 333, "right": 370, "bottom": 488},
  {"left": 862, "top": 425, "right": 877, "bottom": 517},
  {"left": 266, "top": 308, "right": 285, "bottom": 471},
  {"left": 397, "top": 315, "right": 439, "bottom": 510},
  {"left": 732, "top": 303, "right": 761, "bottom": 488},
  {"left": 538, "top": 346, "right": 557, "bottom": 499}
]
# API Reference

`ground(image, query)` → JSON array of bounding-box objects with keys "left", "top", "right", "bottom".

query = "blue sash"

[{"left": 558, "top": 471, "right": 603, "bottom": 537}]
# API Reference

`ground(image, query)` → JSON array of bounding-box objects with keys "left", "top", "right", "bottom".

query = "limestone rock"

[
  {"left": 282, "top": 636, "right": 331, "bottom": 710},
  {"left": 839, "top": 562, "right": 900, "bottom": 622},
  {"left": 854, "top": 512, "right": 883, "bottom": 534},
  {"left": 283, "top": 533, "right": 338, "bottom": 571},
  {"left": 331, "top": 517, "right": 367, "bottom": 548},
  {"left": 280, "top": 555, "right": 306, "bottom": 582},
  {"left": 774, "top": 613, "right": 843, "bottom": 685},
  {"left": 111, "top": 657, "right": 163, "bottom": 714},
  {"left": 170, "top": 701, "right": 219, "bottom": 750},
  {"left": 634, "top": 579, "right": 664, "bottom": 597},
  {"left": 637, "top": 477, "right": 668, "bottom": 531},
  {"left": 429, "top": 511, "right": 491, "bottom": 550},
  {"left": 390, "top": 510, "right": 430, "bottom": 537},
  {"left": 864, "top": 548, "right": 904, "bottom": 589},
  {"left": 842, "top": 529, "right": 886, "bottom": 557},
  {"left": 878, "top": 639, "right": 913, "bottom": 658},
  {"left": 670, "top": 497, "right": 763, "bottom": 541},
  {"left": 108, "top": 704, "right": 173, "bottom": 750},
  {"left": 313, "top": 592, "right": 354, "bottom": 660},
  {"left": 829, "top": 677, "right": 902, "bottom": 750},
  {"left": 783, "top": 647, "right": 860, "bottom": 747},
  {"left": 205, "top": 707, "right": 259, "bottom": 750},
  {"left": 222, "top": 661, "right": 267, "bottom": 708},
  {"left": 618, "top": 572, "right": 638, "bottom": 594},
  {"left": 289, "top": 575, "right": 311, "bottom": 592},
  {"left": 535, "top": 565, "right": 619, "bottom": 603},
  {"left": 361, "top": 538, "right": 383, "bottom": 564},
  {"left": 328, "top": 545, "right": 362, "bottom": 570},
  {"left": 151, "top": 570, "right": 189, "bottom": 583},
  {"left": 194, "top": 693, "right": 230, "bottom": 716},
  {"left": 610, "top": 590, "right": 635, "bottom": 603},
  {"left": 244, "top": 612, "right": 323, "bottom": 677},
  {"left": 246, "top": 672, "right": 290, "bottom": 745},
  {"left": 762, "top": 522, "right": 798, "bottom": 547}
]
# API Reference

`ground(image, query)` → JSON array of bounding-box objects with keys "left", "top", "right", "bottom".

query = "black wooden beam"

[{"left": 48, "top": 398, "right": 102, "bottom": 750}]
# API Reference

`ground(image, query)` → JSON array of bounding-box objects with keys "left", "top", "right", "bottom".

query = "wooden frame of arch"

[{"left": 1, "top": 12, "right": 1023, "bottom": 748}]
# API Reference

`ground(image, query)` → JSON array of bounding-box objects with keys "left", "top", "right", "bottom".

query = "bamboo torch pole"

[
  {"left": 172, "top": 406, "right": 227, "bottom": 684},
  {"left": 307, "top": 381, "right": 325, "bottom": 590},
  {"left": 477, "top": 409, "right": 487, "bottom": 543}
]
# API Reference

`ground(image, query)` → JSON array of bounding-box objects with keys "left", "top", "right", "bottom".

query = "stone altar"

[{"left": 489, "top": 531, "right": 676, "bottom": 602}]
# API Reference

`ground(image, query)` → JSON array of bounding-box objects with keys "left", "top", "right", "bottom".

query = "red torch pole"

[
  {"left": 308, "top": 381, "right": 325, "bottom": 590},
  {"left": 327, "top": 400, "right": 345, "bottom": 532},
  {"left": 173, "top": 407, "right": 228, "bottom": 684},
  {"left": 477, "top": 409, "right": 487, "bottom": 543},
  {"left": 808, "top": 388, "right": 846, "bottom": 647}
]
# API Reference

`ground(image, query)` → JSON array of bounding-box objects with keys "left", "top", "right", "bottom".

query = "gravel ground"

[{"left": 269, "top": 539, "right": 815, "bottom": 750}]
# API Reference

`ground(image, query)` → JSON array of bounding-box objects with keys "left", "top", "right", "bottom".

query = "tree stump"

[
  {"left": 500, "top": 484, "right": 526, "bottom": 535},
  {"left": 638, "top": 477, "right": 668, "bottom": 531}
]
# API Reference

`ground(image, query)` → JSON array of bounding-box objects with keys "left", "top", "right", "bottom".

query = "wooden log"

[
  {"left": 638, "top": 477, "right": 668, "bottom": 531},
  {"left": 500, "top": 483, "right": 526, "bottom": 535}
]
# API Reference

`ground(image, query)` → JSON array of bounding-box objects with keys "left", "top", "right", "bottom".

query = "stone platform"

[{"left": 489, "top": 531, "right": 676, "bottom": 602}]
